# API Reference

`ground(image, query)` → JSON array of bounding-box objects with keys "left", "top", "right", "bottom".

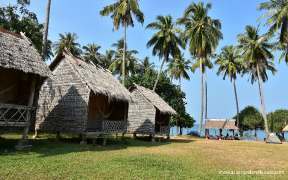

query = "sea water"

[{"left": 170, "top": 125, "right": 288, "bottom": 141}]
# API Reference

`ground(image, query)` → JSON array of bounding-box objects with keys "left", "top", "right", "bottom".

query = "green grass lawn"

[{"left": 0, "top": 134, "right": 287, "bottom": 180}]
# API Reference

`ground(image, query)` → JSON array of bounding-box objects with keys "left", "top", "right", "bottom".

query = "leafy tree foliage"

[
  {"left": 268, "top": 109, "right": 288, "bottom": 133},
  {"left": 236, "top": 106, "right": 264, "bottom": 133},
  {"left": 0, "top": 4, "right": 53, "bottom": 60}
]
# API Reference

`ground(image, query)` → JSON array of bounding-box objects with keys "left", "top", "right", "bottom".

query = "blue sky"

[{"left": 2, "top": 0, "right": 288, "bottom": 124}]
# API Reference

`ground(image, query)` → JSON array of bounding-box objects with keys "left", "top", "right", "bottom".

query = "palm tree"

[
  {"left": 101, "top": 50, "right": 115, "bottom": 69},
  {"left": 138, "top": 56, "right": 155, "bottom": 75},
  {"left": 191, "top": 56, "right": 214, "bottom": 120},
  {"left": 42, "top": 0, "right": 52, "bottom": 60},
  {"left": 216, "top": 45, "right": 242, "bottom": 127},
  {"left": 167, "top": 53, "right": 191, "bottom": 86},
  {"left": 54, "top": 32, "right": 82, "bottom": 56},
  {"left": 146, "top": 15, "right": 184, "bottom": 91},
  {"left": 238, "top": 25, "right": 276, "bottom": 135},
  {"left": 109, "top": 39, "right": 139, "bottom": 77},
  {"left": 178, "top": 2, "right": 223, "bottom": 134},
  {"left": 258, "top": 0, "right": 288, "bottom": 62},
  {"left": 82, "top": 43, "right": 101, "bottom": 64},
  {"left": 100, "top": 0, "right": 144, "bottom": 85}
]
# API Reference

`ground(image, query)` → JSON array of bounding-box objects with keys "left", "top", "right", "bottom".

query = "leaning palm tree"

[
  {"left": 167, "top": 53, "right": 191, "bottom": 86},
  {"left": 100, "top": 0, "right": 144, "bottom": 85},
  {"left": 53, "top": 32, "right": 82, "bottom": 56},
  {"left": 258, "top": 0, "right": 288, "bottom": 63},
  {"left": 146, "top": 15, "right": 184, "bottom": 91},
  {"left": 216, "top": 45, "right": 242, "bottom": 127},
  {"left": 238, "top": 25, "right": 276, "bottom": 135},
  {"left": 42, "top": 0, "right": 52, "bottom": 60},
  {"left": 82, "top": 43, "right": 101, "bottom": 64},
  {"left": 178, "top": 2, "right": 223, "bottom": 134}
]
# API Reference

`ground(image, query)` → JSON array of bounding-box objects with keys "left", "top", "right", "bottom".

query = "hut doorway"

[
  {"left": 0, "top": 68, "right": 33, "bottom": 105},
  {"left": 155, "top": 109, "right": 170, "bottom": 135},
  {"left": 87, "top": 94, "right": 111, "bottom": 131},
  {"left": 87, "top": 93, "right": 127, "bottom": 133}
]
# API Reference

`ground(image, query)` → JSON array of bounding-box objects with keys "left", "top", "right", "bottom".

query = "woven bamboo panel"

[
  {"left": 102, "top": 120, "right": 126, "bottom": 133},
  {"left": 159, "top": 126, "right": 170, "bottom": 135},
  {"left": 0, "top": 103, "right": 35, "bottom": 127}
]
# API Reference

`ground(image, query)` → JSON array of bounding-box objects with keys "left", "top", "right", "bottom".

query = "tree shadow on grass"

[{"left": 0, "top": 135, "right": 194, "bottom": 157}]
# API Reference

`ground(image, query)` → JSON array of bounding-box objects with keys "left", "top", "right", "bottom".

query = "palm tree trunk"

[
  {"left": 233, "top": 79, "right": 240, "bottom": 128},
  {"left": 256, "top": 64, "right": 269, "bottom": 135},
  {"left": 41, "top": 0, "right": 52, "bottom": 60},
  {"left": 176, "top": 79, "right": 182, "bottom": 135},
  {"left": 122, "top": 22, "right": 127, "bottom": 86},
  {"left": 204, "top": 71, "right": 208, "bottom": 120},
  {"left": 198, "top": 57, "right": 204, "bottom": 135},
  {"left": 153, "top": 57, "right": 166, "bottom": 91}
]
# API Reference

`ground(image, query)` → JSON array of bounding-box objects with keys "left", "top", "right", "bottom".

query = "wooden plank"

[{"left": 0, "top": 122, "right": 27, "bottom": 126}]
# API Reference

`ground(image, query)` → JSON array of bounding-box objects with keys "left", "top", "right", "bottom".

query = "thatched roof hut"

[
  {"left": 127, "top": 84, "right": 176, "bottom": 136},
  {"left": 35, "top": 51, "right": 131, "bottom": 137},
  {"left": 204, "top": 119, "right": 239, "bottom": 130},
  {"left": 0, "top": 29, "right": 50, "bottom": 129}
]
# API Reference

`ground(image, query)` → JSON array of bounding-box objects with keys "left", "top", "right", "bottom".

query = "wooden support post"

[
  {"left": 166, "top": 134, "right": 170, "bottom": 140},
  {"left": 151, "top": 134, "right": 155, "bottom": 142},
  {"left": 16, "top": 77, "right": 36, "bottom": 150},
  {"left": 102, "top": 137, "right": 107, "bottom": 146},
  {"left": 133, "top": 133, "right": 137, "bottom": 139},
  {"left": 92, "top": 139, "right": 96, "bottom": 145},
  {"left": 56, "top": 131, "right": 61, "bottom": 141},
  {"left": 33, "top": 129, "right": 39, "bottom": 139},
  {"left": 80, "top": 133, "right": 87, "bottom": 145}
]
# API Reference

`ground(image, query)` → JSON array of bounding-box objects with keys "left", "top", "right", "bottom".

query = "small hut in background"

[
  {"left": 0, "top": 29, "right": 50, "bottom": 148},
  {"left": 35, "top": 51, "right": 131, "bottom": 143},
  {"left": 127, "top": 84, "right": 176, "bottom": 139},
  {"left": 204, "top": 119, "right": 239, "bottom": 140}
]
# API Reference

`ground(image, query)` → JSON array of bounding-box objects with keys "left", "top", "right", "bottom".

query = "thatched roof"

[
  {"left": 0, "top": 29, "right": 50, "bottom": 78},
  {"left": 130, "top": 84, "right": 176, "bottom": 115},
  {"left": 50, "top": 52, "right": 131, "bottom": 102},
  {"left": 204, "top": 119, "right": 239, "bottom": 130},
  {"left": 282, "top": 125, "right": 288, "bottom": 132}
]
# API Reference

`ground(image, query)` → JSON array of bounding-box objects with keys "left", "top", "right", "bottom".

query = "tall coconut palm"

[
  {"left": 258, "top": 0, "right": 288, "bottom": 63},
  {"left": 178, "top": 2, "right": 223, "bottom": 134},
  {"left": 54, "top": 32, "right": 82, "bottom": 56},
  {"left": 82, "top": 43, "right": 101, "bottom": 64},
  {"left": 146, "top": 15, "right": 184, "bottom": 91},
  {"left": 216, "top": 45, "right": 243, "bottom": 127},
  {"left": 238, "top": 25, "right": 276, "bottom": 135},
  {"left": 191, "top": 56, "right": 214, "bottom": 120},
  {"left": 100, "top": 0, "right": 144, "bottom": 85},
  {"left": 42, "top": 0, "right": 52, "bottom": 60},
  {"left": 167, "top": 53, "right": 191, "bottom": 86}
]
